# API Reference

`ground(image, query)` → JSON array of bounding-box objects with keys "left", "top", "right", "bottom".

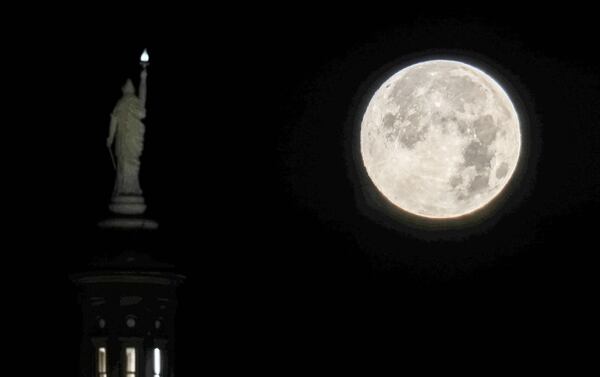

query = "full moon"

[{"left": 360, "top": 59, "right": 521, "bottom": 219}]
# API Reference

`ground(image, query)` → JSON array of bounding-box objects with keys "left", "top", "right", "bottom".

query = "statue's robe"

[{"left": 112, "top": 93, "right": 146, "bottom": 196}]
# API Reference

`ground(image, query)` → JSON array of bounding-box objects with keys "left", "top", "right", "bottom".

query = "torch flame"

[{"left": 140, "top": 49, "right": 149, "bottom": 63}]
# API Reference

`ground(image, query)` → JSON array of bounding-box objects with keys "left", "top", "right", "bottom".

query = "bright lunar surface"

[{"left": 360, "top": 60, "right": 521, "bottom": 219}]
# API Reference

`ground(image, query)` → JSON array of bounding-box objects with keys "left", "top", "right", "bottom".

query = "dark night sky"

[{"left": 19, "top": 5, "right": 599, "bottom": 373}]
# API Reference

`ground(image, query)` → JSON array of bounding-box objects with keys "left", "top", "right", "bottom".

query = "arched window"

[
  {"left": 97, "top": 347, "right": 107, "bottom": 377},
  {"left": 125, "top": 347, "right": 136, "bottom": 377},
  {"left": 153, "top": 348, "right": 162, "bottom": 377}
]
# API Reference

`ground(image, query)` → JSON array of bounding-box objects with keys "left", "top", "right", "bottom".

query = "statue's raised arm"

[{"left": 139, "top": 67, "right": 148, "bottom": 111}]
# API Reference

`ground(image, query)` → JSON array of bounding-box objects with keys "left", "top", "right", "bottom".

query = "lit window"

[
  {"left": 98, "top": 347, "right": 107, "bottom": 377},
  {"left": 126, "top": 347, "right": 136, "bottom": 377},
  {"left": 153, "top": 348, "right": 162, "bottom": 377}
]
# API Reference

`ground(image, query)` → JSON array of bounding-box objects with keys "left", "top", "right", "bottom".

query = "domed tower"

[
  {"left": 71, "top": 251, "right": 184, "bottom": 377},
  {"left": 71, "top": 48, "right": 184, "bottom": 377}
]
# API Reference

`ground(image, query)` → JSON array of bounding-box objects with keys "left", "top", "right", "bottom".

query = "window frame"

[
  {"left": 91, "top": 337, "right": 108, "bottom": 377},
  {"left": 119, "top": 337, "right": 144, "bottom": 377},
  {"left": 153, "top": 338, "right": 168, "bottom": 377},
  {"left": 125, "top": 346, "right": 136, "bottom": 377},
  {"left": 153, "top": 347, "right": 162, "bottom": 377}
]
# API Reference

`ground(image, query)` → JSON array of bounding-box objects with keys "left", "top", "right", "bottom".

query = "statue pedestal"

[
  {"left": 99, "top": 195, "right": 158, "bottom": 230},
  {"left": 98, "top": 217, "right": 158, "bottom": 230},
  {"left": 108, "top": 195, "right": 147, "bottom": 215}
]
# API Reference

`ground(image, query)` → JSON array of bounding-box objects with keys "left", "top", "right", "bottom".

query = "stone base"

[
  {"left": 98, "top": 217, "right": 159, "bottom": 230},
  {"left": 109, "top": 195, "right": 146, "bottom": 215}
]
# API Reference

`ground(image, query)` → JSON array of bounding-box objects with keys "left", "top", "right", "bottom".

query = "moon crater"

[{"left": 360, "top": 60, "right": 521, "bottom": 219}]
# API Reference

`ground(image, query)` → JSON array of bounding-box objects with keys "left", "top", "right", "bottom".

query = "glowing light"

[
  {"left": 154, "top": 348, "right": 162, "bottom": 377},
  {"left": 140, "top": 49, "right": 149, "bottom": 63},
  {"left": 98, "top": 347, "right": 107, "bottom": 377},
  {"left": 126, "top": 347, "right": 136, "bottom": 377}
]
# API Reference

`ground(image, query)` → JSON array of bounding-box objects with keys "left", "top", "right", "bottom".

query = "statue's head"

[{"left": 122, "top": 79, "right": 135, "bottom": 94}]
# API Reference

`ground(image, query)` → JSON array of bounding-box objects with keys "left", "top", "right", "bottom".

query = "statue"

[
  {"left": 106, "top": 61, "right": 148, "bottom": 215},
  {"left": 98, "top": 49, "right": 157, "bottom": 229}
]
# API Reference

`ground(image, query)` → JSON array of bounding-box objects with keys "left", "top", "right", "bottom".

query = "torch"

[{"left": 139, "top": 49, "right": 149, "bottom": 108}]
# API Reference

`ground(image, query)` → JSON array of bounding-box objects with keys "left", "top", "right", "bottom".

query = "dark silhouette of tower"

[{"left": 71, "top": 240, "right": 184, "bottom": 377}]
